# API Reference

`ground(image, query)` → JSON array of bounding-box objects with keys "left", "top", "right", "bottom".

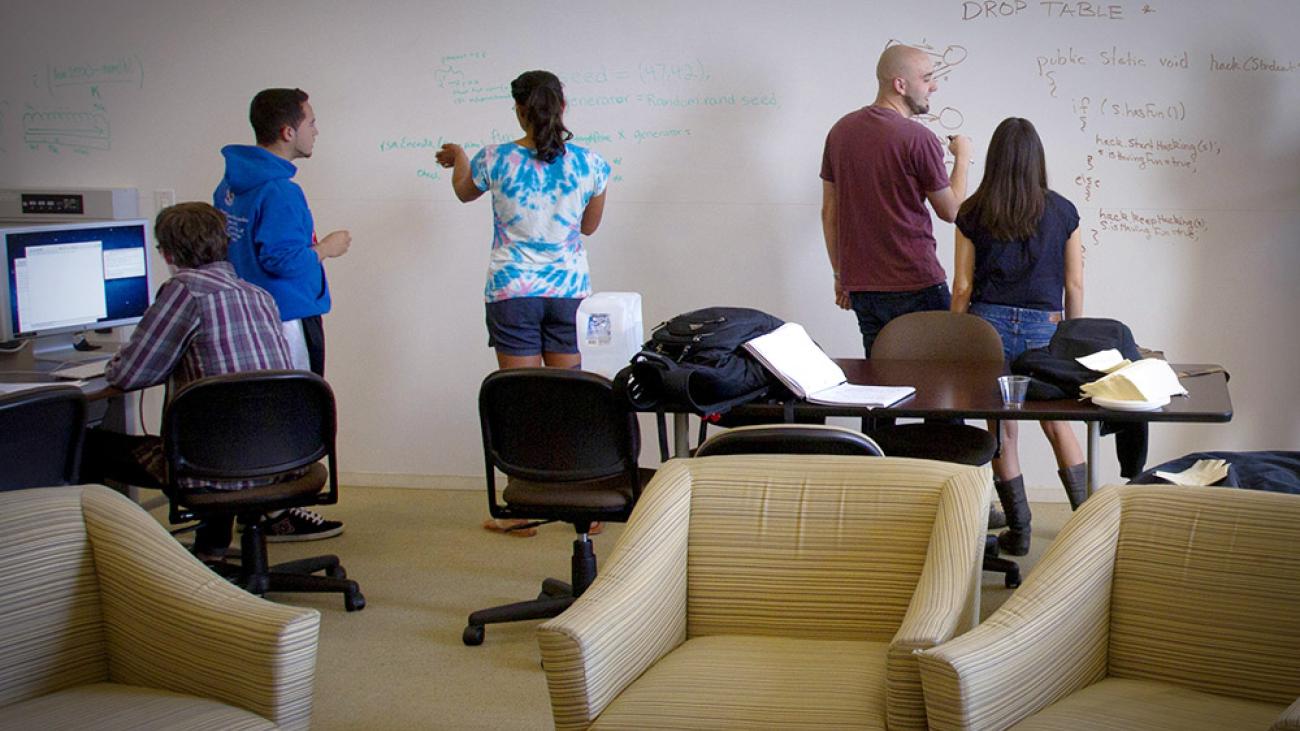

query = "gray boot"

[
  {"left": 995, "top": 475, "right": 1031, "bottom": 556},
  {"left": 1059, "top": 463, "right": 1088, "bottom": 510}
]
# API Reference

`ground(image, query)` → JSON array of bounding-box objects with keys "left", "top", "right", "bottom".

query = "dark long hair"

[
  {"left": 511, "top": 70, "right": 571, "bottom": 164},
  {"left": 958, "top": 117, "right": 1047, "bottom": 241}
]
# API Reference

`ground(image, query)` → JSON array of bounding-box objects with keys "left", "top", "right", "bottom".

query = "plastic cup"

[{"left": 998, "top": 375, "right": 1030, "bottom": 409}]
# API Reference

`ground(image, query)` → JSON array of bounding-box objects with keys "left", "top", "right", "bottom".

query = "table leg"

[
  {"left": 673, "top": 413, "right": 691, "bottom": 458},
  {"left": 1086, "top": 422, "right": 1100, "bottom": 496}
]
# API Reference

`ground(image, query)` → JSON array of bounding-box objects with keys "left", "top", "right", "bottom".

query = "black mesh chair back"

[
  {"left": 163, "top": 370, "right": 335, "bottom": 490},
  {"left": 479, "top": 368, "right": 642, "bottom": 515},
  {"left": 696, "top": 424, "right": 883, "bottom": 458},
  {"left": 0, "top": 385, "right": 87, "bottom": 491},
  {"left": 161, "top": 370, "right": 362, "bottom": 611}
]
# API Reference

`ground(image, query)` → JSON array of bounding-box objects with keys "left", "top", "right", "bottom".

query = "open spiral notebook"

[{"left": 743, "top": 323, "right": 915, "bottom": 408}]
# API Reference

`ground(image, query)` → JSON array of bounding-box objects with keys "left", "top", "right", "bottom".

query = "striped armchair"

[
  {"left": 918, "top": 484, "right": 1300, "bottom": 731},
  {"left": 0, "top": 485, "right": 320, "bottom": 731},
  {"left": 537, "top": 455, "right": 993, "bottom": 730}
]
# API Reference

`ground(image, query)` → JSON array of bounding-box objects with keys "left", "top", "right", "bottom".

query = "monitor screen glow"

[{"left": 0, "top": 219, "right": 153, "bottom": 343}]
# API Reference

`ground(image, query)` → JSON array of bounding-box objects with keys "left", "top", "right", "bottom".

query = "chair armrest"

[
  {"left": 917, "top": 486, "right": 1125, "bottom": 731},
  {"left": 887, "top": 464, "right": 992, "bottom": 731},
  {"left": 1273, "top": 698, "right": 1300, "bottom": 731},
  {"left": 538, "top": 461, "right": 693, "bottom": 730},
  {"left": 81, "top": 486, "right": 320, "bottom": 731}
]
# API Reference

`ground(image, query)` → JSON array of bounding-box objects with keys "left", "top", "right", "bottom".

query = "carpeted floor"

[{"left": 190, "top": 485, "right": 1072, "bottom": 730}]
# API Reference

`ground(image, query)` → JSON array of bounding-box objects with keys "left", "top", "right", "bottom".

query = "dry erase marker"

[{"left": 947, "top": 135, "right": 975, "bottom": 164}]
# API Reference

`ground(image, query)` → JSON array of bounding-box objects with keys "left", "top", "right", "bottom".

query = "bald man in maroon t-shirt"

[{"left": 821, "top": 44, "right": 973, "bottom": 355}]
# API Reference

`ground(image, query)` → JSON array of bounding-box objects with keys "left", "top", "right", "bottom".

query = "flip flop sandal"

[{"left": 482, "top": 518, "right": 538, "bottom": 537}]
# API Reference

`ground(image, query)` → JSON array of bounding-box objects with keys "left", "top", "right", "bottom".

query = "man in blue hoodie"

[
  {"left": 215, "top": 88, "right": 349, "bottom": 542},
  {"left": 215, "top": 88, "right": 351, "bottom": 377}
]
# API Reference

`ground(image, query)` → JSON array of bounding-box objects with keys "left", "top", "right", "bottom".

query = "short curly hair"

[{"left": 154, "top": 202, "right": 229, "bottom": 268}]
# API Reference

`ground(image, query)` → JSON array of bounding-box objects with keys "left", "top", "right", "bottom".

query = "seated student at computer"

[{"left": 81, "top": 202, "right": 341, "bottom": 561}]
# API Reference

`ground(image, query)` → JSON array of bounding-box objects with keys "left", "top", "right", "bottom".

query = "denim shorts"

[
  {"left": 969, "top": 301, "right": 1061, "bottom": 362},
  {"left": 485, "top": 297, "right": 582, "bottom": 355}
]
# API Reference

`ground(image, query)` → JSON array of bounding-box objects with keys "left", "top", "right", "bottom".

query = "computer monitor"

[{"left": 0, "top": 218, "right": 153, "bottom": 361}]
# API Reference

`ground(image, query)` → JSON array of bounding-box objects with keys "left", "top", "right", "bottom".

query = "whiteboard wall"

[{"left": 3, "top": 0, "right": 1297, "bottom": 490}]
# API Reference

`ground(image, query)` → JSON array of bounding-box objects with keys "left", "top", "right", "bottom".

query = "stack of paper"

[
  {"left": 1079, "top": 358, "right": 1187, "bottom": 403},
  {"left": 1155, "top": 458, "right": 1230, "bottom": 486},
  {"left": 0, "top": 382, "right": 86, "bottom": 395},
  {"left": 742, "top": 323, "right": 915, "bottom": 408},
  {"left": 1075, "top": 349, "right": 1131, "bottom": 373}
]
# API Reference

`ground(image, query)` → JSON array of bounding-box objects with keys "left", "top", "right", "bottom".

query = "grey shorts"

[{"left": 485, "top": 297, "right": 582, "bottom": 355}]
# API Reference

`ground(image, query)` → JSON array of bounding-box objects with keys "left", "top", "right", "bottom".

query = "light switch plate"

[{"left": 153, "top": 188, "right": 175, "bottom": 212}]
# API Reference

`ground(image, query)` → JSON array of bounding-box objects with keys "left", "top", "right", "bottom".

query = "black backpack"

[{"left": 614, "top": 307, "right": 784, "bottom": 414}]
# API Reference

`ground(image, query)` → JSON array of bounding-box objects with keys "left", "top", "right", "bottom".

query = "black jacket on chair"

[
  {"left": 1129, "top": 451, "right": 1300, "bottom": 494},
  {"left": 1011, "top": 318, "right": 1148, "bottom": 478}
]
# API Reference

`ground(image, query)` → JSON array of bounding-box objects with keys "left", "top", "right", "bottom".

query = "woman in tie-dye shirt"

[
  {"left": 437, "top": 69, "right": 611, "bottom": 537},
  {"left": 436, "top": 69, "right": 611, "bottom": 372}
]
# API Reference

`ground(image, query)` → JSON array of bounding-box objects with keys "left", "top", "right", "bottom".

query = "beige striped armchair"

[
  {"left": 0, "top": 485, "right": 320, "bottom": 731},
  {"left": 918, "top": 484, "right": 1300, "bottom": 731},
  {"left": 537, "top": 455, "right": 993, "bottom": 730}
]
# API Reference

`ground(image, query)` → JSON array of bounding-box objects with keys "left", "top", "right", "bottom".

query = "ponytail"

[{"left": 511, "top": 70, "right": 572, "bottom": 164}]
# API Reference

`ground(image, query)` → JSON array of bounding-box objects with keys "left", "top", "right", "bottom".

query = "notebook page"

[
  {"left": 742, "top": 323, "right": 847, "bottom": 398},
  {"left": 805, "top": 382, "right": 916, "bottom": 407}
]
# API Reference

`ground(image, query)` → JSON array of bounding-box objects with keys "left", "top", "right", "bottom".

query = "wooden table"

[{"left": 715, "top": 359, "right": 1233, "bottom": 493}]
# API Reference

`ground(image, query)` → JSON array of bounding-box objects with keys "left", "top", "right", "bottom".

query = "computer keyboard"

[{"left": 52, "top": 359, "right": 111, "bottom": 381}]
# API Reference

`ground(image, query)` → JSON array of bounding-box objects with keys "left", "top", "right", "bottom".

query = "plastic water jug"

[{"left": 576, "top": 292, "right": 643, "bottom": 379}]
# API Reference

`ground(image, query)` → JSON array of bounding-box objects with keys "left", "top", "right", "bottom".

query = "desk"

[
  {"left": 703, "top": 359, "right": 1233, "bottom": 493},
  {"left": 1, "top": 346, "right": 132, "bottom": 428},
  {"left": 2, "top": 348, "right": 161, "bottom": 506}
]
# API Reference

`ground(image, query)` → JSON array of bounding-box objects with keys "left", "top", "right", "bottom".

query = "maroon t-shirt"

[{"left": 821, "top": 106, "right": 950, "bottom": 291}]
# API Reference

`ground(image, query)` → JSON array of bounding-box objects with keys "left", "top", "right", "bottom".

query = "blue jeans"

[
  {"left": 849, "top": 283, "right": 952, "bottom": 357},
  {"left": 969, "top": 302, "right": 1061, "bottom": 362}
]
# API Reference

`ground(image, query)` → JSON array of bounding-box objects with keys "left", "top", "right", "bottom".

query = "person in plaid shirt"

[{"left": 81, "top": 202, "right": 342, "bottom": 561}]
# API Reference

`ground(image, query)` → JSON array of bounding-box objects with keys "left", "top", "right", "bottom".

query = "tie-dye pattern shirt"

[{"left": 470, "top": 142, "right": 610, "bottom": 302}]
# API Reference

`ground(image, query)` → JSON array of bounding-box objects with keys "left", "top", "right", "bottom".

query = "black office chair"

[
  {"left": 868, "top": 311, "right": 1020, "bottom": 588},
  {"left": 0, "top": 385, "right": 87, "bottom": 491},
  {"left": 161, "top": 370, "right": 364, "bottom": 611},
  {"left": 464, "top": 368, "right": 651, "bottom": 646},
  {"left": 867, "top": 311, "right": 1002, "bottom": 463}
]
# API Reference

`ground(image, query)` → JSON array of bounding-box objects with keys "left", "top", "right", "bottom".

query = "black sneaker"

[{"left": 262, "top": 507, "right": 344, "bottom": 542}]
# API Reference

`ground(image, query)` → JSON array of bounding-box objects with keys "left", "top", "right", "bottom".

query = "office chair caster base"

[
  {"left": 983, "top": 536, "right": 1022, "bottom": 589},
  {"left": 328, "top": 564, "right": 347, "bottom": 580},
  {"left": 345, "top": 589, "right": 366, "bottom": 612},
  {"left": 540, "top": 577, "right": 571, "bottom": 598},
  {"left": 463, "top": 624, "right": 485, "bottom": 646},
  {"left": 245, "top": 575, "right": 271, "bottom": 596}
]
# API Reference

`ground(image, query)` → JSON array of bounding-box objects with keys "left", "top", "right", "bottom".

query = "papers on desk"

[
  {"left": 1079, "top": 356, "right": 1187, "bottom": 408},
  {"left": 51, "top": 358, "right": 110, "bottom": 381},
  {"left": 1075, "top": 349, "right": 1131, "bottom": 373},
  {"left": 1155, "top": 458, "right": 1230, "bottom": 486},
  {"left": 742, "top": 323, "right": 915, "bottom": 408},
  {"left": 0, "top": 381, "right": 86, "bottom": 395}
]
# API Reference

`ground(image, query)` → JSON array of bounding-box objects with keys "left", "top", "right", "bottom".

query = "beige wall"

[{"left": 3, "top": 1, "right": 1297, "bottom": 489}]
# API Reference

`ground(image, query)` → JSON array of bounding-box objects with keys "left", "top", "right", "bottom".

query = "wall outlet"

[{"left": 153, "top": 188, "right": 175, "bottom": 212}]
